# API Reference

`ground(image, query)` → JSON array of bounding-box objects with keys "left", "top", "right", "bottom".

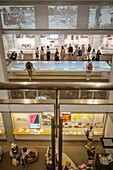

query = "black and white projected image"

[
  {"left": 100, "top": 6, "right": 113, "bottom": 29},
  {"left": 88, "top": 6, "right": 98, "bottom": 29},
  {"left": 0, "top": 6, "right": 35, "bottom": 29},
  {"left": 48, "top": 6, "right": 78, "bottom": 29},
  {"left": 89, "top": 6, "right": 113, "bottom": 29}
]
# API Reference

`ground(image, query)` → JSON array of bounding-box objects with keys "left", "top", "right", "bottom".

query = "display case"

[
  {"left": 0, "top": 113, "right": 6, "bottom": 140},
  {"left": 61, "top": 112, "right": 105, "bottom": 141},
  {"left": 11, "top": 112, "right": 53, "bottom": 140}
]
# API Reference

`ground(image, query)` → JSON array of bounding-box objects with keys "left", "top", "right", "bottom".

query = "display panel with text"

[{"left": 29, "top": 113, "right": 40, "bottom": 129}]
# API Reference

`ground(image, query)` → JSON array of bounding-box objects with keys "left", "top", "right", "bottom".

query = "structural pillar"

[{"left": 0, "top": 15, "right": 14, "bottom": 141}]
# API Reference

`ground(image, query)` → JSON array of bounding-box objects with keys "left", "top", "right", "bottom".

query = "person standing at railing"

[
  {"left": 91, "top": 49, "right": 96, "bottom": 61},
  {"left": 54, "top": 48, "right": 60, "bottom": 61},
  {"left": 60, "top": 46, "right": 65, "bottom": 61},
  {"left": 40, "top": 46, "right": 44, "bottom": 61},
  {"left": 68, "top": 44, "right": 73, "bottom": 61},
  {"left": 96, "top": 50, "right": 101, "bottom": 61},
  {"left": 24, "top": 61, "right": 35, "bottom": 81},
  {"left": 87, "top": 44, "right": 92, "bottom": 60},
  {"left": 86, "top": 59, "right": 93, "bottom": 80},
  {"left": 46, "top": 46, "right": 51, "bottom": 61},
  {"left": 10, "top": 51, "right": 17, "bottom": 61},
  {"left": 35, "top": 47, "right": 39, "bottom": 60}
]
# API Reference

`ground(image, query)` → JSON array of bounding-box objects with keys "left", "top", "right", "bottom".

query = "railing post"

[
  {"left": 51, "top": 117, "right": 55, "bottom": 170},
  {"left": 58, "top": 117, "right": 63, "bottom": 170},
  {"left": 55, "top": 89, "right": 59, "bottom": 138}
]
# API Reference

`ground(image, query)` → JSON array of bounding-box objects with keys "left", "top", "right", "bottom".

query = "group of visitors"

[
  {"left": 71, "top": 44, "right": 101, "bottom": 61},
  {"left": 35, "top": 44, "right": 101, "bottom": 61},
  {"left": 10, "top": 44, "right": 101, "bottom": 62},
  {"left": 10, "top": 143, "right": 35, "bottom": 169}
]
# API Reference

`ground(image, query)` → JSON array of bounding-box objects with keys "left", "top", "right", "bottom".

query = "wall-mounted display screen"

[
  {"left": 48, "top": 6, "right": 78, "bottom": 29},
  {"left": 29, "top": 113, "right": 40, "bottom": 129},
  {"left": 0, "top": 6, "right": 35, "bottom": 29},
  {"left": 89, "top": 6, "right": 113, "bottom": 29},
  {"left": 50, "top": 34, "right": 59, "bottom": 40}
]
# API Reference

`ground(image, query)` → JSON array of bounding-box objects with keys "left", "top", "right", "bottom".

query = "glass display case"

[
  {"left": 61, "top": 113, "right": 104, "bottom": 136},
  {"left": 7, "top": 61, "right": 111, "bottom": 72},
  {"left": 11, "top": 113, "right": 54, "bottom": 137},
  {"left": 0, "top": 113, "right": 5, "bottom": 135}
]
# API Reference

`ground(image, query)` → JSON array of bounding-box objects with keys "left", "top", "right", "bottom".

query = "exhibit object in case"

[{"left": 29, "top": 113, "right": 40, "bottom": 129}]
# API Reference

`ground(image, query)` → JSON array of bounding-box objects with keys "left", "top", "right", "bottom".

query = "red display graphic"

[
  {"left": 29, "top": 113, "right": 40, "bottom": 129},
  {"left": 62, "top": 114, "right": 71, "bottom": 122}
]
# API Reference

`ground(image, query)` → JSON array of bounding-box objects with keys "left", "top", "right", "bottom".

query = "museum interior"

[{"left": 0, "top": 0, "right": 113, "bottom": 170}]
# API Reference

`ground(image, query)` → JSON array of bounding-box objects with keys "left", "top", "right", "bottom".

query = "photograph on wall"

[
  {"left": 29, "top": 113, "right": 40, "bottom": 129},
  {"left": 62, "top": 113, "right": 71, "bottom": 123},
  {"left": 48, "top": 6, "right": 78, "bottom": 29},
  {"left": 25, "top": 35, "right": 35, "bottom": 38},
  {"left": 16, "top": 35, "right": 24, "bottom": 38},
  {"left": 22, "top": 44, "right": 31, "bottom": 48},
  {"left": 42, "top": 112, "right": 54, "bottom": 127},
  {"left": 0, "top": 6, "right": 35, "bottom": 29},
  {"left": 71, "top": 114, "right": 93, "bottom": 123}
]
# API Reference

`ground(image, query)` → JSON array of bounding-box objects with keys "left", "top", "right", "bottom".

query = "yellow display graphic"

[{"left": 72, "top": 114, "right": 93, "bottom": 123}]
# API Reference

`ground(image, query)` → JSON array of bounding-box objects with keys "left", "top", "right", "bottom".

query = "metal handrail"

[
  {"left": 0, "top": 99, "right": 55, "bottom": 104},
  {"left": 0, "top": 99, "right": 113, "bottom": 105},
  {"left": 0, "top": 82, "right": 113, "bottom": 90}
]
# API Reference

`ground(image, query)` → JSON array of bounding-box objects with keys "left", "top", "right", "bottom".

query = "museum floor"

[{"left": 0, "top": 141, "right": 103, "bottom": 170}]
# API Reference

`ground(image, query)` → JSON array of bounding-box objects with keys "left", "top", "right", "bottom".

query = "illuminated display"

[{"left": 50, "top": 34, "right": 59, "bottom": 40}]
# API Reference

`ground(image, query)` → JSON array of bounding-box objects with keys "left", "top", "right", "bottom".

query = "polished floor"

[{"left": 0, "top": 141, "right": 103, "bottom": 170}]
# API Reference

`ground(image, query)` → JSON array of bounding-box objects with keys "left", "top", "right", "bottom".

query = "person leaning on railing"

[{"left": 24, "top": 61, "right": 35, "bottom": 81}]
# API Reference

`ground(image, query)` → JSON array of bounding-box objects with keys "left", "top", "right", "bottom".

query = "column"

[
  {"left": 108, "top": 55, "right": 113, "bottom": 99},
  {"left": 0, "top": 15, "right": 14, "bottom": 141}
]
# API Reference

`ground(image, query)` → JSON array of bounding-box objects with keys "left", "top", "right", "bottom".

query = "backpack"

[
  {"left": 86, "top": 129, "right": 89, "bottom": 138},
  {"left": 79, "top": 50, "right": 82, "bottom": 56},
  {"left": 88, "top": 62, "right": 92, "bottom": 70},
  {"left": 87, "top": 149, "right": 91, "bottom": 156},
  {"left": 26, "top": 62, "right": 31, "bottom": 69}
]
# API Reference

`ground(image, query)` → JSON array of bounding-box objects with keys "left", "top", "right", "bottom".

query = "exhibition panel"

[
  {"left": 61, "top": 112, "right": 105, "bottom": 141},
  {"left": 11, "top": 112, "right": 53, "bottom": 140},
  {"left": 11, "top": 112, "right": 105, "bottom": 141},
  {"left": 3, "top": 34, "right": 113, "bottom": 60},
  {"left": 0, "top": 113, "right": 6, "bottom": 140}
]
